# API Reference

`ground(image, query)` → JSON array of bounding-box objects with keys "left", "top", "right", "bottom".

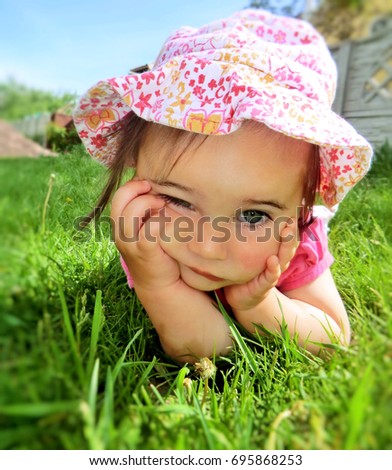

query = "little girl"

[{"left": 73, "top": 9, "right": 372, "bottom": 364}]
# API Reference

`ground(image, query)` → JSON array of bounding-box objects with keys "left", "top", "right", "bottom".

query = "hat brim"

[{"left": 74, "top": 57, "right": 372, "bottom": 207}]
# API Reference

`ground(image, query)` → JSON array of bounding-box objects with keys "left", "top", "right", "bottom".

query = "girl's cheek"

[
  {"left": 239, "top": 251, "right": 268, "bottom": 274},
  {"left": 234, "top": 237, "right": 279, "bottom": 272},
  {"left": 158, "top": 207, "right": 198, "bottom": 244}
]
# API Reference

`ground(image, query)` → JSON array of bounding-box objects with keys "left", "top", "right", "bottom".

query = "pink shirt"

[
  {"left": 120, "top": 216, "right": 333, "bottom": 294},
  {"left": 276, "top": 217, "right": 333, "bottom": 291}
]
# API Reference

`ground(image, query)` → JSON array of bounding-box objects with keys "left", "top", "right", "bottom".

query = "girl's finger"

[
  {"left": 248, "top": 255, "right": 279, "bottom": 295},
  {"left": 138, "top": 208, "right": 168, "bottom": 253},
  {"left": 113, "top": 194, "right": 165, "bottom": 243},
  {"left": 263, "top": 255, "right": 281, "bottom": 286},
  {"left": 278, "top": 221, "right": 299, "bottom": 272},
  {"left": 110, "top": 179, "right": 151, "bottom": 221}
]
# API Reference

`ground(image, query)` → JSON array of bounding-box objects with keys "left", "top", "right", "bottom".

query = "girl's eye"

[
  {"left": 237, "top": 209, "right": 270, "bottom": 226},
  {"left": 159, "top": 194, "right": 193, "bottom": 210}
]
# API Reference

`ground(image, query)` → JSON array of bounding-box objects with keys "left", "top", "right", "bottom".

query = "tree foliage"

[
  {"left": 0, "top": 79, "right": 77, "bottom": 121},
  {"left": 326, "top": 0, "right": 364, "bottom": 9}
]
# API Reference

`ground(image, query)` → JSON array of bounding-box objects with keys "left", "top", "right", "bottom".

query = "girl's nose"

[{"left": 187, "top": 220, "right": 228, "bottom": 260}]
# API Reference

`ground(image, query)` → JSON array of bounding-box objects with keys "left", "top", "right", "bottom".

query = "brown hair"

[
  {"left": 301, "top": 144, "right": 320, "bottom": 228},
  {"left": 84, "top": 111, "right": 320, "bottom": 230},
  {"left": 82, "top": 112, "right": 151, "bottom": 224}
]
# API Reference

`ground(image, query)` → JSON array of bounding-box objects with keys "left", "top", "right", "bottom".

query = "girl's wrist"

[
  {"left": 231, "top": 289, "right": 282, "bottom": 335},
  {"left": 227, "top": 286, "right": 276, "bottom": 315},
  {"left": 134, "top": 277, "right": 184, "bottom": 298}
]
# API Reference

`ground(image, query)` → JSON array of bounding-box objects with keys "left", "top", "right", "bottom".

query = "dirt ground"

[{"left": 0, "top": 120, "right": 56, "bottom": 158}]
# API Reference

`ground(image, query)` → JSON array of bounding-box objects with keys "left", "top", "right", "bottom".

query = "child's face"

[{"left": 136, "top": 124, "right": 311, "bottom": 291}]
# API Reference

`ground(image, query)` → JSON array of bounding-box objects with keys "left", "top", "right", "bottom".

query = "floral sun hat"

[{"left": 73, "top": 8, "right": 372, "bottom": 208}]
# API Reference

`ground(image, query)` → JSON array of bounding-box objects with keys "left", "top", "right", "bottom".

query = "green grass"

[{"left": 0, "top": 143, "right": 391, "bottom": 450}]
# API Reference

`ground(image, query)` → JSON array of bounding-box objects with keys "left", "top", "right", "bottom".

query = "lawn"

[{"left": 0, "top": 143, "right": 391, "bottom": 450}]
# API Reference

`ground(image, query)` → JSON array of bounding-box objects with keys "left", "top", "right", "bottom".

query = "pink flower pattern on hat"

[{"left": 73, "top": 9, "right": 372, "bottom": 208}]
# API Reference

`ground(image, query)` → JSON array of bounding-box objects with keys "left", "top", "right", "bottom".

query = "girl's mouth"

[{"left": 189, "top": 267, "right": 224, "bottom": 282}]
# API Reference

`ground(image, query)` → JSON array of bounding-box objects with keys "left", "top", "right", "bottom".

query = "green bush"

[
  {"left": 327, "top": 0, "right": 364, "bottom": 9},
  {"left": 46, "top": 122, "right": 81, "bottom": 152}
]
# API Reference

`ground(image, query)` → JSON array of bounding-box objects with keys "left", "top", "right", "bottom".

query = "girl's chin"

[
  {"left": 179, "top": 266, "right": 229, "bottom": 291},
  {"left": 181, "top": 276, "right": 226, "bottom": 291}
]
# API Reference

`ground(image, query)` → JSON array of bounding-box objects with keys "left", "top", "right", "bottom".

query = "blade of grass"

[
  {"left": 0, "top": 401, "right": 80, "bottom": 417},
  {"left": 175, "top": 366, "right": 191, "bottom": 404},
  {"left": 58, "top": 285, "right": 85, "bottom": 386},
  {"left": 97, "top": 366, "right": 114, "bottom": 449},
  {"left": 217, "top": 297, "right": 263, "bottom": 381},
  {"left": 191, "top": 387, "right": 216, "bottom": 449},
  {"left": 87, "top": 290, "right": 103, "bottom": 378},
  {"left": 149, "top": 384, "right": 167, "bottom": 405},
  {"left": 41, "top": 172, "right": 55, "bottom": 234},
  {"left": 133, "top": 357, "right": 158, "bottom": 394},
  {"left": 81, "top": 359, "right": 104, "bottom": 450},
  {"left": 344, "top": 364, "right": 374, "bottom": 449},
  {"left": 112, "top": 328, "right": 144, "bottom": 382},
  {"left": 88, "top": 358, "right": 100, "bottom": 421}
]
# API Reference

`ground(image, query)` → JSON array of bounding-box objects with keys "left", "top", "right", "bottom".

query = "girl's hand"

[
  {"left": 223, "top": 220, "right": 299, "bottom": 312},
  {"left": 110, "top": 179, "right": 181, "bottom": 291}
]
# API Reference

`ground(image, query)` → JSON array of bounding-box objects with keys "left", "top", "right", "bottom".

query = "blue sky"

[{"left": 1, "top": 0, "right": 251, "bottom": 96}]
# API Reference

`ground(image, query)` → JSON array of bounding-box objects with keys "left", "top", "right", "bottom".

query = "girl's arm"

[
  {"left": 224, "top": 222, "right": 349, "bottom": 355},
  {"left": 111, "top": 180, "right": 232, "bottom": 364},
  {"left": 135, "top": 282, "right": 232, "bottom": 363},
  {"left": 231, "top": 268, "right": 349, "bottom": 355}
]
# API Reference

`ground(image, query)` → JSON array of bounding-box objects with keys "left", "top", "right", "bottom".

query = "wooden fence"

[
  {"left": 330, "top": 16, "right": 392, "bottom": 148},
  {"left": 12, "top": 112, "right": 51, "bottom": 148}
]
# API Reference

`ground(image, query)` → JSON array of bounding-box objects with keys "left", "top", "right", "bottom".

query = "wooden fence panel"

[
  {"left": 330, "top": 18, "right": 392, "bottom": 148},
  {"left": 12, "top": 112, "right": 51, "bottom": 147}
]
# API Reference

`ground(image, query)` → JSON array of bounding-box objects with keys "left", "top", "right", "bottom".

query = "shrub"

[{"left": 46, "top": 122, "right": 81, "bottom": 152}]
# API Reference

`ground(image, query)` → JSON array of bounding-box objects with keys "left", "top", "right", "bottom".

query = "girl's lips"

[{"left": 189, "top": 267, "right": 224, "bottom": 282}]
